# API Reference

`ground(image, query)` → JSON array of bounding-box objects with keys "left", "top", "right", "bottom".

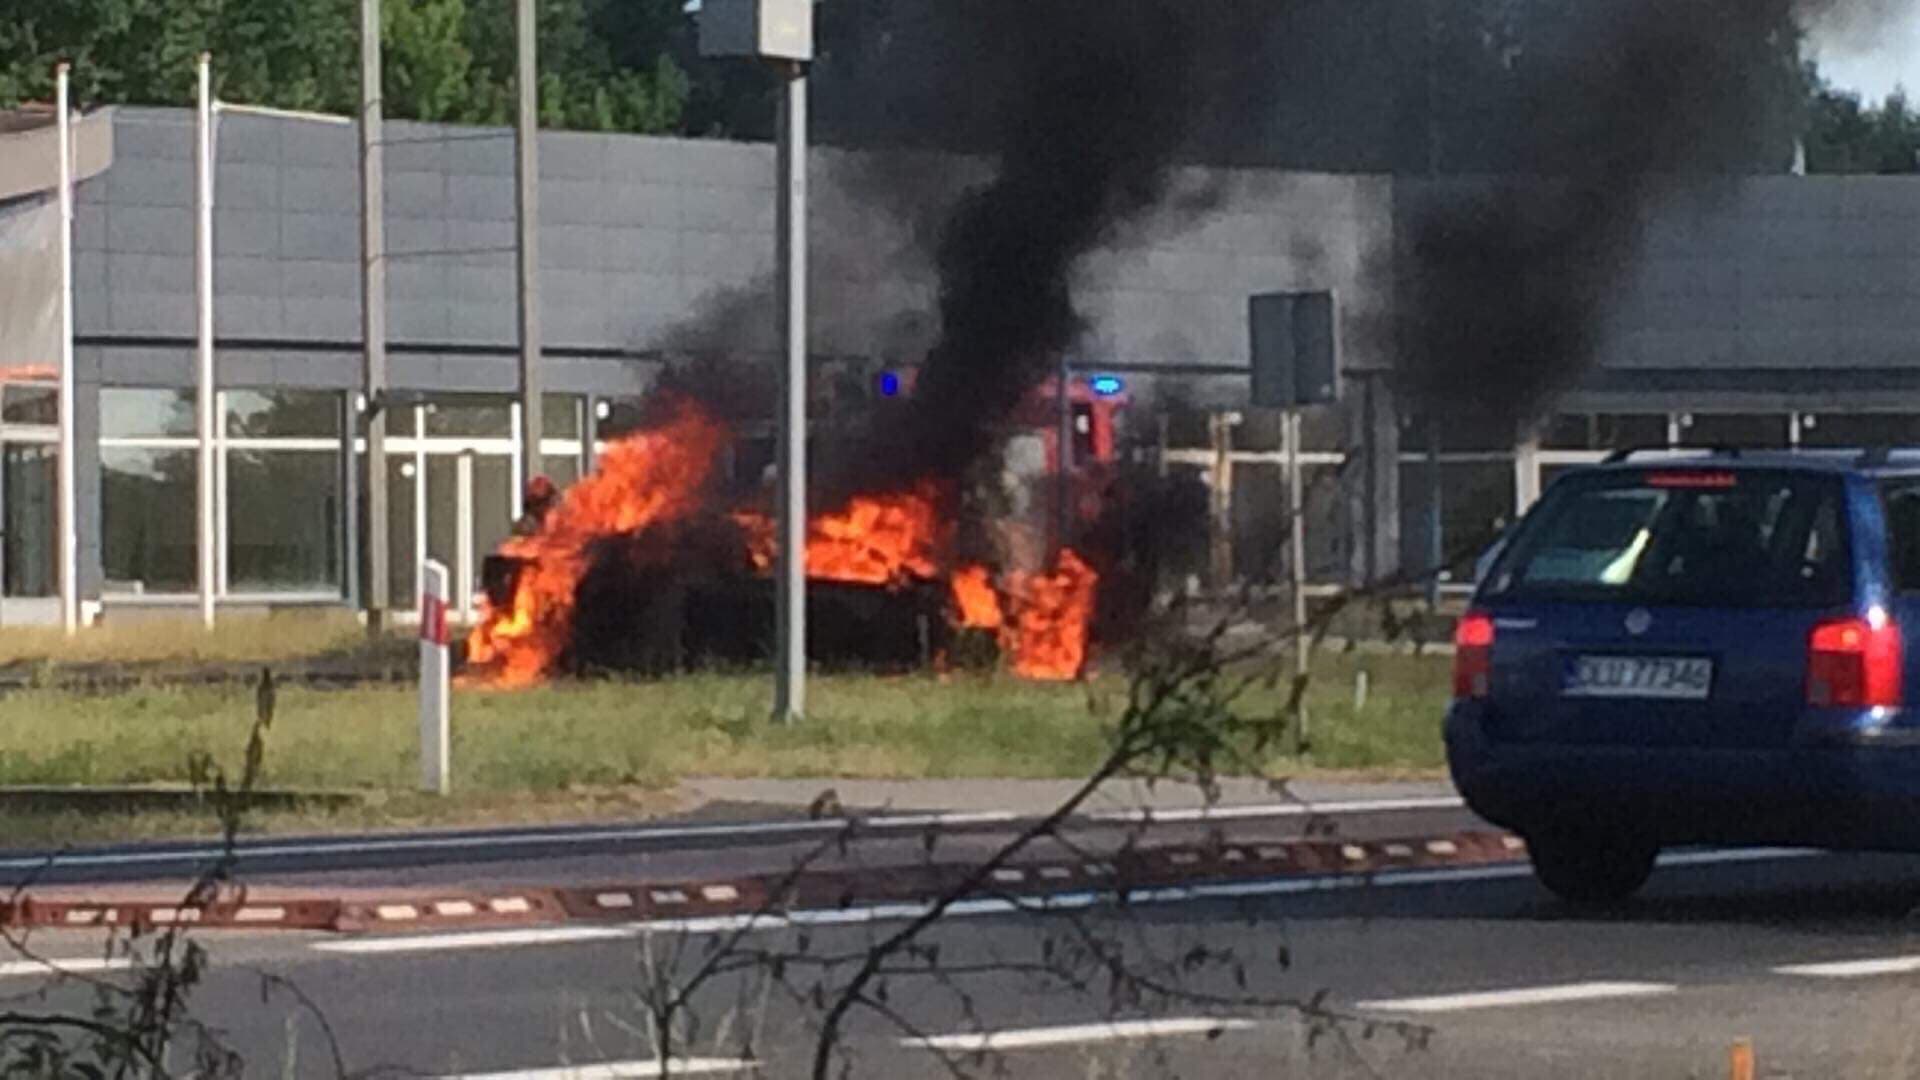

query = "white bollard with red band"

[{"left": 419, "top": 559, "right": 451, "bottom": 795}]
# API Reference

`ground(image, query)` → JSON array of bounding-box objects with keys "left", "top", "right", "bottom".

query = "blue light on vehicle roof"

[
  {"left": 877, "top": 371, "right": 901, "bottom": 398},
  {"left": 1090, "top": 375, "right": 1125, "bottom": 397}
]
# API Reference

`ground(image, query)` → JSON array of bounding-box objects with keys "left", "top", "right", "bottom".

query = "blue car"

[{"left": 1446, "top": 448, "right": 1920, "bottom": 902}]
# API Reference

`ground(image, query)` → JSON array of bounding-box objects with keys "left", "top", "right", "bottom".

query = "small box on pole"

[
  {"left": 419, "top": 559, "right": 451, "bottom": 795},
  {"left": 699, "top": 0, "right": 814, "bottom": 61}
]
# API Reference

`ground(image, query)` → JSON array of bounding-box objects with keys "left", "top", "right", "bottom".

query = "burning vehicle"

[{"left": 464, "top": 370, "right": 1127, "bottom": 688}]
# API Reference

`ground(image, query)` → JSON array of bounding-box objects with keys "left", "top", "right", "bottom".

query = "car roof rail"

[{"left": 1600, "top": 444, "right": 1745, "bottom": 465}]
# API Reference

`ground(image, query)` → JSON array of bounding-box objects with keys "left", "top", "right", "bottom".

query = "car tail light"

[
  {"left": 1808, "top": 612, "right": 1903, "bottom": 708},
  {"left": 1454, "top": 611, "right": 1496, "bottom": 699}
]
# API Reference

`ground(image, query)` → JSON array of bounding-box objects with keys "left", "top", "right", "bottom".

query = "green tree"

[
  {"left": 1803, "top": 66, "right": 1920, "bottom": 173},
  {"left": 455, "top": 0, "right": 688, "bottom": 131},
  {"left": 384, "top": 0, "right": 473, "bottom": 121},
  {"left": 0, "top": 0, "right": 691, "bottom": 136},
  {"left": 0, "top": 0, "right": 355, "bottom": 113}
]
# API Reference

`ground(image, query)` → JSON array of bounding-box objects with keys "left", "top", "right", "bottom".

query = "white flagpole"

[
  {"left": 55, "top": 63, "right": 78, "bottom": 636},
  {"left": 195, "top": 53, "right": 217, "bottom": 628}
]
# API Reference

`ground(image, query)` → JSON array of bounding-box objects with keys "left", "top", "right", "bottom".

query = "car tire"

[{"left": 1524, "top": 829, "right": 1658, "bottom": 905}]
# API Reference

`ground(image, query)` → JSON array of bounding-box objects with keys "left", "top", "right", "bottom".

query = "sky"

[{"left": 1809, "top": 9, "right": 1920, "bottom": 100}]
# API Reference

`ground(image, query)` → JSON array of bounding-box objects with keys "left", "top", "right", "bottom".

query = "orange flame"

[
  {"left": 1006, "top": 550, "right": 1099, "bottom": 680},
  {"left": 950, "top": 565, "right": 1004, "bottom": 630},
  {"left": 737, "top": 487, "right": 945, "bottom": 588},
  {"left": 464, "top": 399, "right": 1099, "bottom": 686},
  {"left": 465, "top": 400, "right": 726, "bottom": 687}
]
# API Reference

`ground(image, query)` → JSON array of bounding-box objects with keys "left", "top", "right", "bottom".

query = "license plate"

[{"left": 1562, "top": 655, "right": 1713, "bottom": 700}]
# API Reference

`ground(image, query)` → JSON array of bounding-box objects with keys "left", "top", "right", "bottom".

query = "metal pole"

[
  {"left": 514, "top": 0, "right": 543, "bottom": 496},
  {"left": 195, "top": 53, "right": 217, "bottom": 629},
  {"left": 54, "top": 64, "right": 78, "bottom": 635},
  {"left": 1055, "top": 355, "right": 1073, "bottom": 556},
  {"left": 772, "top": 63, "right": 809, "bottom": 724},
  {"left": 1288, "top": 409, "right": 1310, "bottom": 746},
  {"left": 360, "top": 0, "right": 390, "bottom": 634}
]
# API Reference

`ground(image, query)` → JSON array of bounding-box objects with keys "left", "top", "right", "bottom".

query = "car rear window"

[{"left": 1481, "top": 468, "right": 1852, "bottom": 607}]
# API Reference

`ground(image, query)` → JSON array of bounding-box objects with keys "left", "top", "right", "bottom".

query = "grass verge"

[{"left": 0, "top": 652, "right": 1449, "bottom": 848}]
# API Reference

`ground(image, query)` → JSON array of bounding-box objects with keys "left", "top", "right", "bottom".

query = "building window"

[
  {"left": 425, "top": 397, "right": 512, "bottom": 437},
  {"left": 225, "top": 391, "right": 344, "bottom": 595},
  {"left": 1539, "top": 413, "right": 1668, "bottom": 451},
  {"left": 1797, "top": 413, "right": 1920, "bottom": 449},
  {"left": 100, "top": 389, "right": 198, "bottom": 594},
  {"left": 100, "top": 387, "right": 347, "bottom": 598},
  {"left": 543, "top": 394, "right": 582, "bottom": 440},
  {"left": 1400, "top": 411, "right": 1517, "bottom": 453},
  {"left": 1399, "top": 461, "right": 1517, "bottom": 582},
  {"left": 227, "top": 390, "right": 342, "bottom": 439},
  {"left": 103, "top": 388, "right": 195, "bottom": 439},
  {"left": 102, "top": 448, "right": 196, "bottom": 593},
  {"left": 227, "top": 450, "right": 341, "bottom": 592},
  {"left": 543, "top": 455, "right": 581, "bottom": 490},
  {"left": 595, "top": 396, "right": 648, "bottom": 441},
  {"left": 1677, "top": 413, "right": 1788, "bottom": 448},
  {"left": 2, "top": 384, "right": 57, "bottom": 426}
]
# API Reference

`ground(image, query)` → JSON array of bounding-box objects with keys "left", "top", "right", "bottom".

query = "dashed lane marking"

[
  {"left": 1355, "top": 981, "right": 1676, "bottom": 1014},
  {"left": 1774, "top": 955, "right": 1920, "bottom": 979},
  {"left": 0, "top": 958, "right": 133, "bottom": 978},
  {"left": 315, "top": 926, "right": 631, "bottom": 955}
]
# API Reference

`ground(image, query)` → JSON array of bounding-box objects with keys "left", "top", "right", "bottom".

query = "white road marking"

[
  {"left": 1775, "top": 955, "right": 1920, "bottom": 979},
  {"left": 438, "top": 1058, "right": 754, "bottom": 1079},
  {"left": 0, "top": 798, "right": 1465, "bottom": 873},
  {"left": 0, "top": 958, "right": 133, "bottom": 978},
  {"left": 904, "top": 1017, "right": 1257, "bottom": 1053},
  {"left": 314, "top": 926, "right": 631, "bottom": 955},
  {"left": 1356, "top": 981, "right": 1676, "bottom": 1014}
]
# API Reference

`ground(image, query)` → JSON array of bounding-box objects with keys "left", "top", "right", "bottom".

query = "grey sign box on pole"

[
  {"left": 699, "top": 0, "right": 814, "bottom": 61},
  {"left": 1249, "top": 291, "right": 1338, "bottom": 408}
]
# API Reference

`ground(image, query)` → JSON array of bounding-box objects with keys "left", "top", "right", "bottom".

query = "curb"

[{"left": 0, "top": 830, "right": 1525, "bottom": 935}]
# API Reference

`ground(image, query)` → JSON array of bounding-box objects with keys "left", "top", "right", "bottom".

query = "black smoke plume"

[
  {"left": 1391, "top": 0, "right": 1884, "bottom": 433},
  {"left": 844, "top": 2, "right": 1241, "bottom": 493}
]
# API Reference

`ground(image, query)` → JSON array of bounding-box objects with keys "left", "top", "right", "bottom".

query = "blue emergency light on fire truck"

[{"left": 857, "top": 363, "right": 1130, "bottom": 473}]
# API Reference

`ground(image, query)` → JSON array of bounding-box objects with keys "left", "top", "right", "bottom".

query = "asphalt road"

[{"left": 12, "top": 807, "right": 1920, "bottom": 1077}]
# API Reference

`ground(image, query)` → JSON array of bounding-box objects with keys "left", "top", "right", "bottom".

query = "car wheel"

[{"left": 1524, "top": 829, "right": 1657, "bottom": 905}]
